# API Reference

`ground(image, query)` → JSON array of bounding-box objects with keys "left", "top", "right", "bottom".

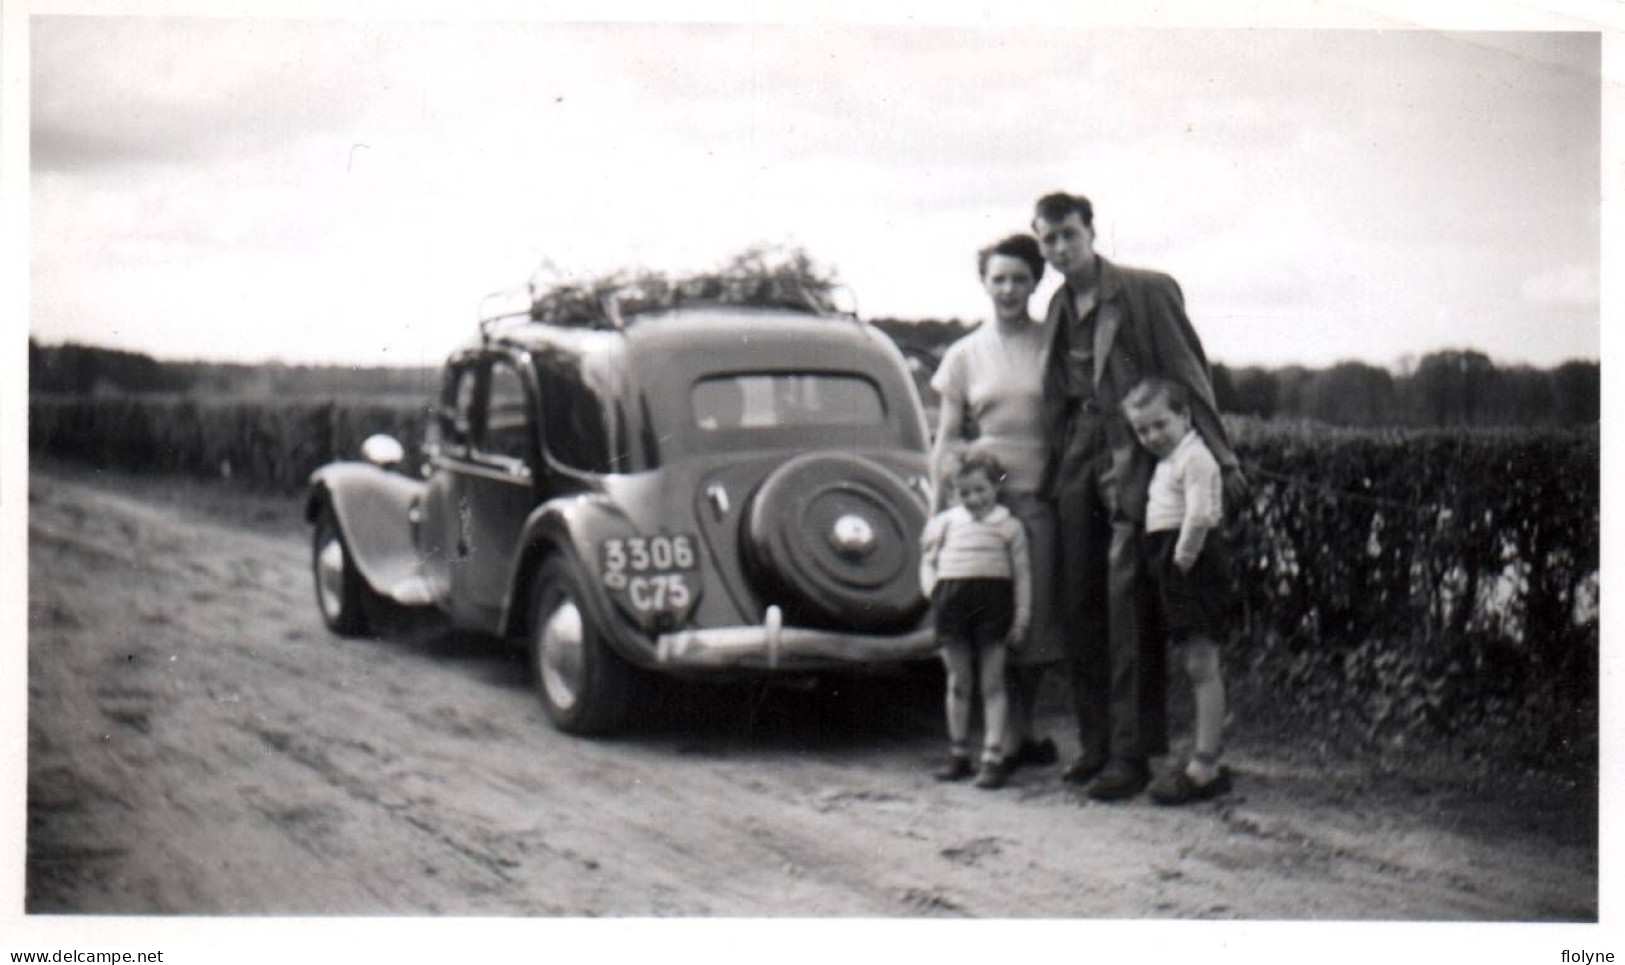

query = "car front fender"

[{"left": 307, "top": 462, "right": 431, "bottom": 606}]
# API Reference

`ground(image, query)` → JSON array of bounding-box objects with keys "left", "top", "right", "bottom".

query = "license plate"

[{"left": 601, "top": 535, "right": 700, "bottom": 614}]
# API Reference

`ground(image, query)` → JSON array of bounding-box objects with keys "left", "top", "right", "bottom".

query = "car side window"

[
  {"left": 481, "top": 361, "right": 531, "bottom": 462},
  {"left": 443, "top": 365, "right": 479, "bottom": 452},
  {"left": 535, "top": 353, "right": 615, "bottom": 473}
]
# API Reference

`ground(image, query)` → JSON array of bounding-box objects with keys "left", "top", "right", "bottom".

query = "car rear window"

[{"left": 691, "top": 373, "right": 884, "bottom": 430}]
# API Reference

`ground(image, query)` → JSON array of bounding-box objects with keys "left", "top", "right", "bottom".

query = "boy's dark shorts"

[
  {"left": 933, "top": 577, "right": 1014, "bottom": 647},
  {"left": 1146, "top": 530, "right": 1232, "bottom": 644}
]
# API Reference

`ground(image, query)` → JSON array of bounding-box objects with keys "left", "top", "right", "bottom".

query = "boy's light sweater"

[
  {"left": 1145, "top": 429, "right": 1224, "bottom": 568},
  {"left": 920, "top": 504, "right": 1032, "bottom": 629}
]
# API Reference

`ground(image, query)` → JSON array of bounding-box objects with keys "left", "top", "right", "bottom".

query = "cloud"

[
  {"left": 31, "top": 17, "right": 377, "bottom": 174},
  {"left": 1521, "top": 264, "right": 1599, "bottom": 309}
]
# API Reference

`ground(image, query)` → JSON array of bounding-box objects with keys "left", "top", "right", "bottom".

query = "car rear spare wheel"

[
  {"left": 744, "top": 452, "right": 928, "bottom": 631},
  {"left": 529, "top": 556, "right": 635, "bottom": 735}
]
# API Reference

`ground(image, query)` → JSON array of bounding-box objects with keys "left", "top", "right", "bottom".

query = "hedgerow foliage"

[
  {"left": 28, "top": 397, "right": 1598, "bottom": 770},
  {"left": 29, "top": 396, "right": 431, "bottom": 489},
  {"left": 1225, "top": 417, "right": 1598, "bottom": 768}
]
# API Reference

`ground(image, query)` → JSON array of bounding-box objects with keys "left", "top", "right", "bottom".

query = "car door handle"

[{"left": 706, "top": 483, "right": 731, "bottom": 518}]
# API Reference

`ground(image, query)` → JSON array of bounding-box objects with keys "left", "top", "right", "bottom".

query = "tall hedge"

[{"left": 1226, "top": 418, "right": 1598, "bottom": 767}]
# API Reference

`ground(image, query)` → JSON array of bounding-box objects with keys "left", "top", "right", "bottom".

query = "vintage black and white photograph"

[{"left": 5, "top": 1, "right": 1614, "bottom": 960}]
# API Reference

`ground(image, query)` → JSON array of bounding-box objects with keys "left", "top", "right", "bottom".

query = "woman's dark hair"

[
  {"left": 1032, "top": 192, "right": 1095, "bottom": 230},
  {"left": 976, "top": 234, "right": 1045, "bottom": 282}
]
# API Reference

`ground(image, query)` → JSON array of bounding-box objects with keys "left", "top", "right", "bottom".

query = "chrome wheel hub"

[
  {"left": 829, "top": 512, "right": 877, "bottom": 559},
  {"left": 316, "top": 536, "right": 346, "bottom": 621},
  {"left": 537, "top": 598, "right": 586, "bottom": 713}
]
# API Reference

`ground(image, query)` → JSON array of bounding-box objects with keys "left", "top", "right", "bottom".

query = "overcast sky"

[{"left": 28, "top": 17, "right": 1602, "bottom": 369}]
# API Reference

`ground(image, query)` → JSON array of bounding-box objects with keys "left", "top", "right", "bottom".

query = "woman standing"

[{"left": 928, "top": 234, "right": 1063, "bottom": 769}]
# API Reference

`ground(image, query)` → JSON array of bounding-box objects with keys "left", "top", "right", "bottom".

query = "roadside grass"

[{"left": 29, "top": 453, "right": 308, "bottom": 538}]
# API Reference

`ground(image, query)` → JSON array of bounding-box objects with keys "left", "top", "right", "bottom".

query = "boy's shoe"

[
  {"left": 1011, "top": 738, "right": 1059, "bottom": 768},
  {"left": 974, "top": 760, "right": 1011, "bottom": 789},
  {"left": 1148, "top": 765, "right": 1233, "bottom": 805},
  {"left": 1061, "top": 755, "right": 1109, "bottom": 785},
  {"left": 1085, "top": 758, "right": 1150, "bottom": 801},
  {"left": 934, "top": 756, "right": 974, "bottom": 782}
]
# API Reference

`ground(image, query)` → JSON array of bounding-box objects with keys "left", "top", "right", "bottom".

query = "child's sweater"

[
  {"left": 920, "top": 504, "right": 1032, "bottom": 628},
  {"left": 1144, "top": 429, "right": 1223, "bottom": 568}
]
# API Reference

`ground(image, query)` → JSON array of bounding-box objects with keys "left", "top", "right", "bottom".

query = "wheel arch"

[
  {"left": 500, "top": 496, "right": 652, "bottom": 666},
  {"left": 501, "top": 515, "right": 569, "bottom": 640},
  {"left": 306, "top": 463, "right": 427, "bottom": 601}
]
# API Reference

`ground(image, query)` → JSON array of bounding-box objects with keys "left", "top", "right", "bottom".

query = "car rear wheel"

[
  {"left": 312, "top": 503, "right": 371, "bottom": 637},
  {"left": 529, "top": 555, "right": 635, "bottom": 735}
]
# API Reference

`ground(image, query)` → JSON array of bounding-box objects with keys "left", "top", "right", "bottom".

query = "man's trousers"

[{"left": 1053, "top": 449, "right": 1168, "bottom": 763}]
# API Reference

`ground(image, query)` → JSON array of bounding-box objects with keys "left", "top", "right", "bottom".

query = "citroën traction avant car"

[{"left": 306, "top": 275, "right": 938, "bottom": 734}]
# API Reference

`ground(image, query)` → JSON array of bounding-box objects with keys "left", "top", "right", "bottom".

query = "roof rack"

[
  {"left": 478, "top": 286, "right": 535, "bottom": 343},
  {"left": 532, "top": 273, "right": 858, "bottom": 331},
  {"left": 478, "top": 268, "right": 861, "bottom": 339}
]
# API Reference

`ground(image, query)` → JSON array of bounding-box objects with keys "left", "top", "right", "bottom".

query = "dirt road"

[{"left": 24, "top": 465, "right": 1595, "bottom": 918}]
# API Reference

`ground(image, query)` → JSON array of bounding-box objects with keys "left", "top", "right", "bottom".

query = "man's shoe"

[
  {"left": 1148, "top": 765, "right": 1232, "bottom": 805},
  {"left": 1085, "top": 758, "right": 1150, "bottom": 801},
  {"left": 974, "top": 760, "right": 1011, "bottom": 790},
  {"left": 934, "top": 756, "right": 974, "bottom": 782},
  {"left": 1061, "top": 755, "right": 1108, "bottom": 785},
  {"left": 1011, "top": 738, "right": 1059, "bottom": 768}
]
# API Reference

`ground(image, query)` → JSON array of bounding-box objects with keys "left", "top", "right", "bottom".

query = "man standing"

[{"left": 1032, "top": 191, "right": 1242, "bottom": 801}]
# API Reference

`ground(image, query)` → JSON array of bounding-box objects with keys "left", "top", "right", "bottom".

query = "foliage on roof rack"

[{"left": 522, "top": 244, "right": 850, "bottom": 329}]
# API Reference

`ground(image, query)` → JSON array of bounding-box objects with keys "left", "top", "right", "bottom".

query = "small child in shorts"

[
  {"left": 1121, "top": 377, "right": 1234, "bottom": 804},
  {"left": 918, "top": 450, "right": 1031, "bottom": 790}
]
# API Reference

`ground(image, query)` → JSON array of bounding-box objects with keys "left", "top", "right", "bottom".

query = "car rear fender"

[
  {"left": 500, "top": 494, "right": 651, "bottom": 662},
  {"left": 306, "top": 463, "right": 430, "bottom": 605}
]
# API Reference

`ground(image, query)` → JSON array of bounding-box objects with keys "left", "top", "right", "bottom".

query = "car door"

[
  {"left": 414, "top": 355, "right": 486, "bottom": 623},
  {"left": 454, "top": 352, "right": 541, "bottom": 632}
]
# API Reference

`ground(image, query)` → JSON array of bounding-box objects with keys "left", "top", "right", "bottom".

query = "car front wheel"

[
  {"left": 529, "top": 556, "right": 635, "bottom": 735},
  {"left": 312, "top": 503, "right": 371, "bottom": 637}
]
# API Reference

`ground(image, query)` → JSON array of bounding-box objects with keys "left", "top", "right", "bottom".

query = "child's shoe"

[
  {"left": 973, "top": 759, "right": 1011, "bottom": 789},
  {"left": 934, "top": 755, "right": 974, "bottom": 782},
  {"left": 1148, "top": 764, "right": 1232, "bottom": 805}
]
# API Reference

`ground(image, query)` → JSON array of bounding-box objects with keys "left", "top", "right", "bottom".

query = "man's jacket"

[{"left": 1039, "top": 256, "right": 1237, "bottom": 522}]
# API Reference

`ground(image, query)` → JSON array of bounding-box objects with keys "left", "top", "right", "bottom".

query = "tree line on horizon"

[
  {"left": 30, "top": 329, "right": 1599, "bottom": 429},
  {"left": 27, "top": 338, "right": 439, "bottom": 401},
  {"left": 868, "top": 319, "right": 1599, "bottom": 429}
]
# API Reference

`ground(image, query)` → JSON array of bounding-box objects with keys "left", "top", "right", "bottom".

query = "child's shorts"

[
  {"left": 1146, "top": 530, "right": 1232, "bottom": 644},
  {"left": 932, "top": 577, "right": 1014, "bottom": 647}
]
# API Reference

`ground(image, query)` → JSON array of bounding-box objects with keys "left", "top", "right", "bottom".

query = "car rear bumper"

[{"left": 654, "top": 605, "right": 936, "bottom": 669}]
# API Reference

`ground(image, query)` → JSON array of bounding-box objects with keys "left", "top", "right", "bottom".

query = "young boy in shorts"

[{"left": 1121, "top": 377, "right": 1233, "bottom": 804}]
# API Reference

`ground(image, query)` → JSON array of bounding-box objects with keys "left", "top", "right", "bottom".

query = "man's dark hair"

[
  {"left": 976, "top": 234, "right": 1046, "bottom": 282},
  {"left": 1032, "top": 192, "right": 1095, "bottom": 230},
  {"left": 1123, "top": 376, "right": 1190, "bottom": 415}
]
